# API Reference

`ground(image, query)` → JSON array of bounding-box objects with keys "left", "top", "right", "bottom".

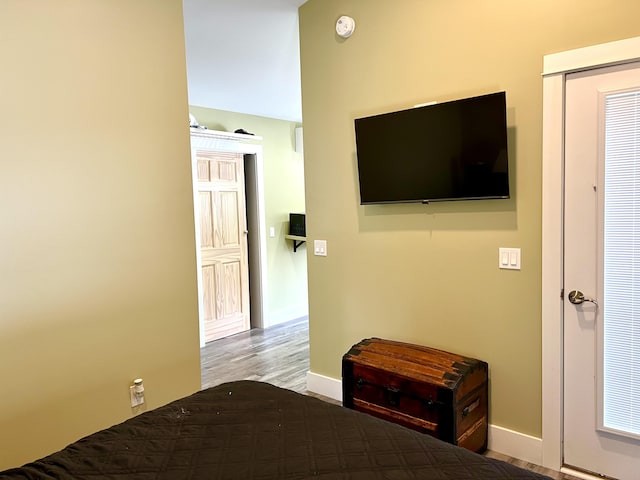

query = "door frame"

[
  {"left": 541, "top": 36, "right": 640, "bottom": 472},
  {"left": 190, "top": 129, "right": 268, "bottom": 347}
]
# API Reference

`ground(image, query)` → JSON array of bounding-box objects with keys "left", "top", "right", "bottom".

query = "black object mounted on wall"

[
  {"left": 289, "top": 213, "right": 306, "bottom": 237},
  {"left": 355, "top": 91, "right": 510, "bottom": 204}
]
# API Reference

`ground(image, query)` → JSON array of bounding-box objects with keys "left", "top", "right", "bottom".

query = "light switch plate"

[
  {"left": 314, "top": 240, "right": 327, "bottom": 256},
  {"left": 499, "top": 247, "right": 521, "bottom": 270}
]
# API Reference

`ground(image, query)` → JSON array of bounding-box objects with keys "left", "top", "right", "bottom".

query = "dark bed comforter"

[{"left": 0, "top": 381, "right": 551, "bottom": 479}]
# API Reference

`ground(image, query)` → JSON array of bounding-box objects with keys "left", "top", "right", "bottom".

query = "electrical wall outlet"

[
  {"left": 130, "top": 379, "right": 145, "bottom": 407},
  {"left": 130, "top": 385, "right": 145, "bottom": 407}
]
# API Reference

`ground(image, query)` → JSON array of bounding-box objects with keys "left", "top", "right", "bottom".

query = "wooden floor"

[
  {"left": 200, "top": 317, "right": 580, "bottom": 480},
  {"left": 201, "top": 316, "right": 310, "bottom": 392}
]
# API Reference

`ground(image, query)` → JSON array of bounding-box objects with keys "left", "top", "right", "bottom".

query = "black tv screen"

[{"left": 355, "top": 91, "right": 510, "bottom": 204}]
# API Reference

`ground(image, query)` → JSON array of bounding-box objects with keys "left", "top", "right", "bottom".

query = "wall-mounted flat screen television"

[{"left": 354, "top": 91, "right": 510, "bottom": 204}]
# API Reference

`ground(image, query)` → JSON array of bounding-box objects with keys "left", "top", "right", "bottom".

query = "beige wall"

[
  {"left": 0, "top": 1, "right": 200, "bottom": 469},
  {"left": 189, "top": 107, "right": 308, "bottom": 325},
  {"left": 299, "top": 0, "right": 640, "bottom": 438}
]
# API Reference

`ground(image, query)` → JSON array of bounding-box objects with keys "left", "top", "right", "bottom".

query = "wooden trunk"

[{"left": 342, "top": 337, "right": 488, "bottom": 453}]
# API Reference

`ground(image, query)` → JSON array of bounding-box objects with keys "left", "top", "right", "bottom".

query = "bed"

[{"left": 0, "top": 381, "right": 551, "bottom": 479}]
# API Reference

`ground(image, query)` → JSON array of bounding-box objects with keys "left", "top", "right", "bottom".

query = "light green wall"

[
  {"left": 299, "top": 0, "right": 640, "bottom": 438},
  {"left": 0, "top": 1, "right": 200, "bottom": 469},
  {"left": 189, "top": 106, "right": 308, "bottom": 325}
]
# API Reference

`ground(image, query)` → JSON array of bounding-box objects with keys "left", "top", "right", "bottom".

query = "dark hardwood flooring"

[{"left": 200, "top": 317, "right": 580, "bottom": 480}]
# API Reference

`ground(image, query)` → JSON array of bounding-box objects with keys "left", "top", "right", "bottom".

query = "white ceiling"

[{"left": 183, "top": 0, "right": 307, "bottom": 123}]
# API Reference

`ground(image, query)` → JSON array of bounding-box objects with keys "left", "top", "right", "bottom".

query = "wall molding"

[
  {"left": 488, "top": 425, "right": 542, "bottom": 465},
  {"left": 306, "top": 371, "right": 343, "bottom": 401},
  {"left": 266, "top": 306, "right": 309, "bottom": 328},
  {"left": 306, "top": 371, "right": 542, "bottom": 465},
  {"left": 543, "top": 36, "right": 640, "bottom": 76}
]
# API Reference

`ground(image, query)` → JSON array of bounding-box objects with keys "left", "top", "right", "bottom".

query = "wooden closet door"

[{"left": 196, "top": 150, "right": 250, "bottom": 342}]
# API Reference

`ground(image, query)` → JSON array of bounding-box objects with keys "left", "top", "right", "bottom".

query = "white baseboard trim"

[
  {"left": 305, "top": 371, "right": 543, "bottom": 465},
  {"left": 265, "top": 306, "right": 308, "bottom": 328},
  {"left": 559, "top": 467, "right": 602, "bottom": 480},
  {"left": 488, "top": 424, "right": 542, "bottom": 465},
  {"left": 306, "top": 371, "right": 342, "bottom": 401}
]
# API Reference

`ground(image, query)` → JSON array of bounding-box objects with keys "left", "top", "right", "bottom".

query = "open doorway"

[
  {"left": 190, "top": 126, "right": 309, "bottom": 393},
  {"left": 190, "top": 129, "right": 268, "bottom": 347}
]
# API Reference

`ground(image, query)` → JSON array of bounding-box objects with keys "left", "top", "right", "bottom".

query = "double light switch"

[
  {"left": 314, "top": 240, "right": 327, "bottom": 256},
  {"left": 499, "top": 248, "right": 521, "bottom": 270}
]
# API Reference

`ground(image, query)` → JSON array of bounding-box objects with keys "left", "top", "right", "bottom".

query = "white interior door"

[{"left": 564, "top": 62, "right": 640, "bottom": 480}]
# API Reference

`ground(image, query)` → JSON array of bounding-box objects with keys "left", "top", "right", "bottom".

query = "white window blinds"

[{"left": 603, "top": 89, "right": 640, "bottom": 436}]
